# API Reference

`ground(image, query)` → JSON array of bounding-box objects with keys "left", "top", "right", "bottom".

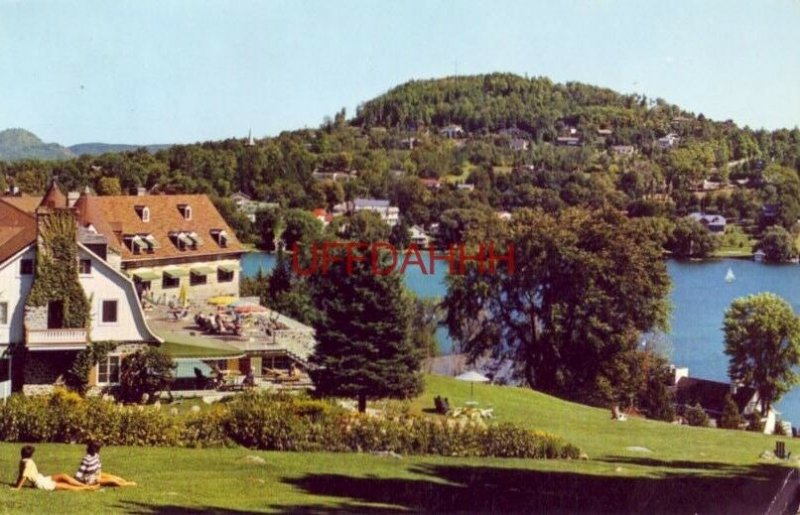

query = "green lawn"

[
  {"left": 713, "top": 224, "right": 756, "bottom": 258},
  {"left": 0, "top": 375, "right": 795, "bottom": 513}
]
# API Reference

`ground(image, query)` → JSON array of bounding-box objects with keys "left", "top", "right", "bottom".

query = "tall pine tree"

[{"left": 309, "top": 253, "right": 423, "bottom": 412}]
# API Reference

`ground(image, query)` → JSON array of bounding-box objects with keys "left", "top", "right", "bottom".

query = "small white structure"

[{"left": 409, "top": 225, "right": 430, "bottom": 247}]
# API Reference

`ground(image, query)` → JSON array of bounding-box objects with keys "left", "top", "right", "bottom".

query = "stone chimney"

[
  {"left": 671, "top": 366, "right": 689, "bottom": 386},
  {"left": 67, "top": 191, "right": 80, "bottom": 208}
]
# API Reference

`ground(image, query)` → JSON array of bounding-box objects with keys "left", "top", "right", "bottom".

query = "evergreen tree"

[
  {"left": 718, "top": 392, "right": 744, "bottom": 429},
  {"left": 309, "top": 254, "right": 423, "bottom": 412}
]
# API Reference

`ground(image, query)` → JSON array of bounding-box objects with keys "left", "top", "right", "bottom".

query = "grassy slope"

[{"left": 0, "top": 375, "right": 794, "bottom": 514}]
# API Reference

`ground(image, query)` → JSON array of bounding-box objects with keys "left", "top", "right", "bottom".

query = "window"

[
  {"left": 212, "top": 229, "right": 228, "bottom": 248},
  {"left": 101, "top": 300, "right": 118, "bottom": 323},
  {"left": 217, "top": 269, "right": 234, "bottom": 283},
  {"left": 98, "top": 355, "right": 120, "bottom": 385},
  {"left": 135, "top": 206, "right": 150, "bottom": 222},
  {"left": 124, "top": 236, "right": 143, "bottom": 255},
  {"left": 162, "top": 274, "right": 180, "bottom": 289},
  {"left": 190, "top": 272, "right": 207, "bottom": 286},
  {"left": 0, "top": 302, "right": 7, "bottom": 325},
  {"left": 178, "top": 204, "right": 192, "bottom": 220},
  {"left": 79, "top": 259, "right": 92, "bottom": 275},
  {"left": 20, "top": 259, "right": 33, "bottom": 275}
]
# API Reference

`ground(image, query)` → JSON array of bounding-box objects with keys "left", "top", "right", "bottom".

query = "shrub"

[
  {"left": 180, "top": 407, "right": 232, "bottom": 448},
  {"left": 481, "top": 424, "right": 580, "bottom": 459},
  {"left": 0, "top": 391, "right": 580, "bottom": 459},
  {"left": 685, "top": 403, "right": 710, "bottom": 427},
  {"left": 119, "top": 347, "right": 175, "bottom": 403}
]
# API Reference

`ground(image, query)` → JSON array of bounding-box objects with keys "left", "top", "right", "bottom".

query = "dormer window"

[
  {"left": 169, "top": 231, "right": 196, "bottom": 251},
  {"left": 123, "top": 235, "right": 144, "bottom": 255},
  {"left": 178, "top": 204, "right": 192, "bottom": 220},
  {"left": 134, "top": 205, "right": 150, "bottom": 222},
  {"left": 211, "top": 229, "right": 228, "bottom": 248}
]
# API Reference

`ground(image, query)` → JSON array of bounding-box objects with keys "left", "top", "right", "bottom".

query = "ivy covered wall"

[{"left": 26, "top": 209, "right": 90, "bottom": 329}]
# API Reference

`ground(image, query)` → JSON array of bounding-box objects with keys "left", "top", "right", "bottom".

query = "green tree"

[
  {"left": 718, "top": 393, "right": 744, "bottom": 430},
  {"left": 309, "top": 255, "right": 423, "bottom": 412},
  {"left": 96, "top": 176, "right": 122, "bottom": 196},
  {"left": 723, "top": 293, "right": 800, "bottom": 416},
  {"left": 389, "top": 218, "right": 412, "bottom": 249},
  {"left": 119, "top": 347, "right": 175, "bottom": 403},
  {"left": 666, "top": 217, "right": 718, "bottom": 258},
  {"left": 282, "top": 209, "right": 323, "bottom": 250},
  {"left": 329, "top": 210, "right": 390, "bottom": 242},
  {"left": 757, "top": 226, "right": 797, "bottom": 263},
  {"left": 444, "top": 207, "right": 671, "bottom": 404}
]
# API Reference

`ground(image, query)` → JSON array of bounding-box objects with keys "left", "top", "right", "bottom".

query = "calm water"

[{"left": 242, "top": 252, "right": 800, "bottom": 423}]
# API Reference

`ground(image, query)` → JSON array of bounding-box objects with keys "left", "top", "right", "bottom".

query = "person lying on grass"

[
  {"left": 75, "top": 441, "right": 137, "bottom": 487},
  {"left": 14, "top": 445, "right": 98, "bottom": 492}
]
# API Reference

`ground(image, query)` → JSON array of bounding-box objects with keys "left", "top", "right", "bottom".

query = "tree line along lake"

[{"left": 241, "top": 252, "right": 800, "bottom": 424}]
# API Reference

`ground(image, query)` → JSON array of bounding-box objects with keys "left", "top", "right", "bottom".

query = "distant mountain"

[
  {"left": 0, "top": 128, "right": 172, "bottom": 161},
  {"left": 0, "top": 128, "right": 73, "bottom": 161},
  {"left": 68, "top": 143, "right": 172, "bottom": 156}
]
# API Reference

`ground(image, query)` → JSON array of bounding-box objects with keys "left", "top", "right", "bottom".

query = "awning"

[
  {"left": 163, "top": 268, "right": 189, "bottom": 278},
  {"left": 190, "top": 266, "right": 215, "bottom": 275},
  {"left": 218, "top": 264, "right": 241, "bottom": 272},
  {"left": 132, "top": 270, "right": 160, "bottom": 281}
]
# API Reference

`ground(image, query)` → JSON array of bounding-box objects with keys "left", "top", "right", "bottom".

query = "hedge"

[{"left": 0, "top": 390, "right": 580, "bottom": 459}]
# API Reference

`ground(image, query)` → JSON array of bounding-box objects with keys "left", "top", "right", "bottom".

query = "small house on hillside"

[
  {"left": 440, "top": 125, "right": 465, "bottom": 139},
  {"left": 688, "top": 212, "right": 726, "bottom": 233},
  {"left": 556, "top": 136, "right": 581, "bottom": 147},
  {"left": 610, "top": 145, "right": 635, "bottom": 157},
  {"left": 508, "top": 138, "right": 529, "bottom": 151},
  {"left": 671, "top": 367, "right": 779, "bottom": 433},
  {"left": 658, "top": 133, "right": 680, "bottom": 149}
]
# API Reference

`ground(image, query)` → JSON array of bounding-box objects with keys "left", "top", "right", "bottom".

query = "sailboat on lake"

[{"left": 725, "top": 267, "right": 735, "bottom": 283}]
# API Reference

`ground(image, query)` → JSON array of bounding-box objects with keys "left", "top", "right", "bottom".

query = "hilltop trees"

[
  {"left": 444, "top": 207, "right": 671, "bottom": 405},
  {"left": 723, "top": 293, "right": 800, "bottom": 416}
]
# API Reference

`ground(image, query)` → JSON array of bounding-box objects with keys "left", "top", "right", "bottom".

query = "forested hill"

[
  {"left": 0, "top": 128, "right": 73, "bottom": 161},
  {"left": 354, "top": 73, "right": 729, "bottom": 144},
  {"left": 0, "top": 129, "right": 170, "bottom": 161}
]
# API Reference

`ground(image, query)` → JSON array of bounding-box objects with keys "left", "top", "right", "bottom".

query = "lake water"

[{"left": 241, "top": 252, "right": 800, "bottom": 423}]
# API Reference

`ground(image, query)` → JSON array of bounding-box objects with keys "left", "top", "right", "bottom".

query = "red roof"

[
  {"left": 0, "top": 198, "right": 37, "bottom": 264},
  {"left": 76, "top": 193, "right": 244, "bottom": 263}
]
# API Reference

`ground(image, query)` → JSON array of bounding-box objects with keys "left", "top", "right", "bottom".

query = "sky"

[{"left": 0, "top": 0, "right": 798, "bottom": 146}]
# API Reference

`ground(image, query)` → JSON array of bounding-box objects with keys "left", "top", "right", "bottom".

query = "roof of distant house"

[
  {"left": 1, "top": 194, "right": 43, "bottom": 214},
  {"left": 674, "top": 377, "right": 755, "bottom": 414},
  {"left": 39, "top": 180, "right": 67, "bottom": 210},
  {"left": 0, "top": 198, "right": 37, "bottom": 265},
  {"left": 353, "top": 198, "right": 391, "bottom": 209},
  {"left": 688, "top": 212, "right": 726, "bottom": 226},
  {"left": 74, "top": 192, "right": 244, "bottom": 263}
]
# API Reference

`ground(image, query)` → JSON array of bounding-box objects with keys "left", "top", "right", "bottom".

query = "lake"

[{"left": 242, "top": 252, "right": 800, "bottom": 423}]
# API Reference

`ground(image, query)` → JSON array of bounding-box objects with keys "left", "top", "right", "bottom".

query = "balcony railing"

[{"left": 26, "top": 328, "right": 88, "bottom": 349}]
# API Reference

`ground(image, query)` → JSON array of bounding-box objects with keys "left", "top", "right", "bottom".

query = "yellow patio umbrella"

[
  {"left": 178, "top": 283, "right": 189, "bottom": 307},
  {"left": 207, "top": 295, "right": 236, "bottom": 306}
]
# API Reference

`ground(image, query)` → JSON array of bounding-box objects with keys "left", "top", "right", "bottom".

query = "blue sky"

[{"left": 1, "top": 0, "right": 798, "bottom": 145}]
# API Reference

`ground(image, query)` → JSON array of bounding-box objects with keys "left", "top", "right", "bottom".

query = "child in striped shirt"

[{"left": 75, "top": 441, "right": 137, "bottom": 487}]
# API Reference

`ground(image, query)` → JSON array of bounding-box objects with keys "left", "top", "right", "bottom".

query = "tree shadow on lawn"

[
  {"left": 115, "top": 501, "right": 264, "bottom": 514},
  {"left": 271, "top": 461, "right": 795, "bottom": 514}
]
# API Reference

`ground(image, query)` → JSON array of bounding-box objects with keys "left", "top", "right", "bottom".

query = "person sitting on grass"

[
  {"left": 75, "top": 441, "right": 137, "bottom": 487},
  {"left": 14, "top": 445, "right": 98, "bottom": 491}
]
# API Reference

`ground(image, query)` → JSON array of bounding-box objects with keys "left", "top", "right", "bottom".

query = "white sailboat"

[{"left": 725, "top": 267, "right": 735, "bottom": 283}]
